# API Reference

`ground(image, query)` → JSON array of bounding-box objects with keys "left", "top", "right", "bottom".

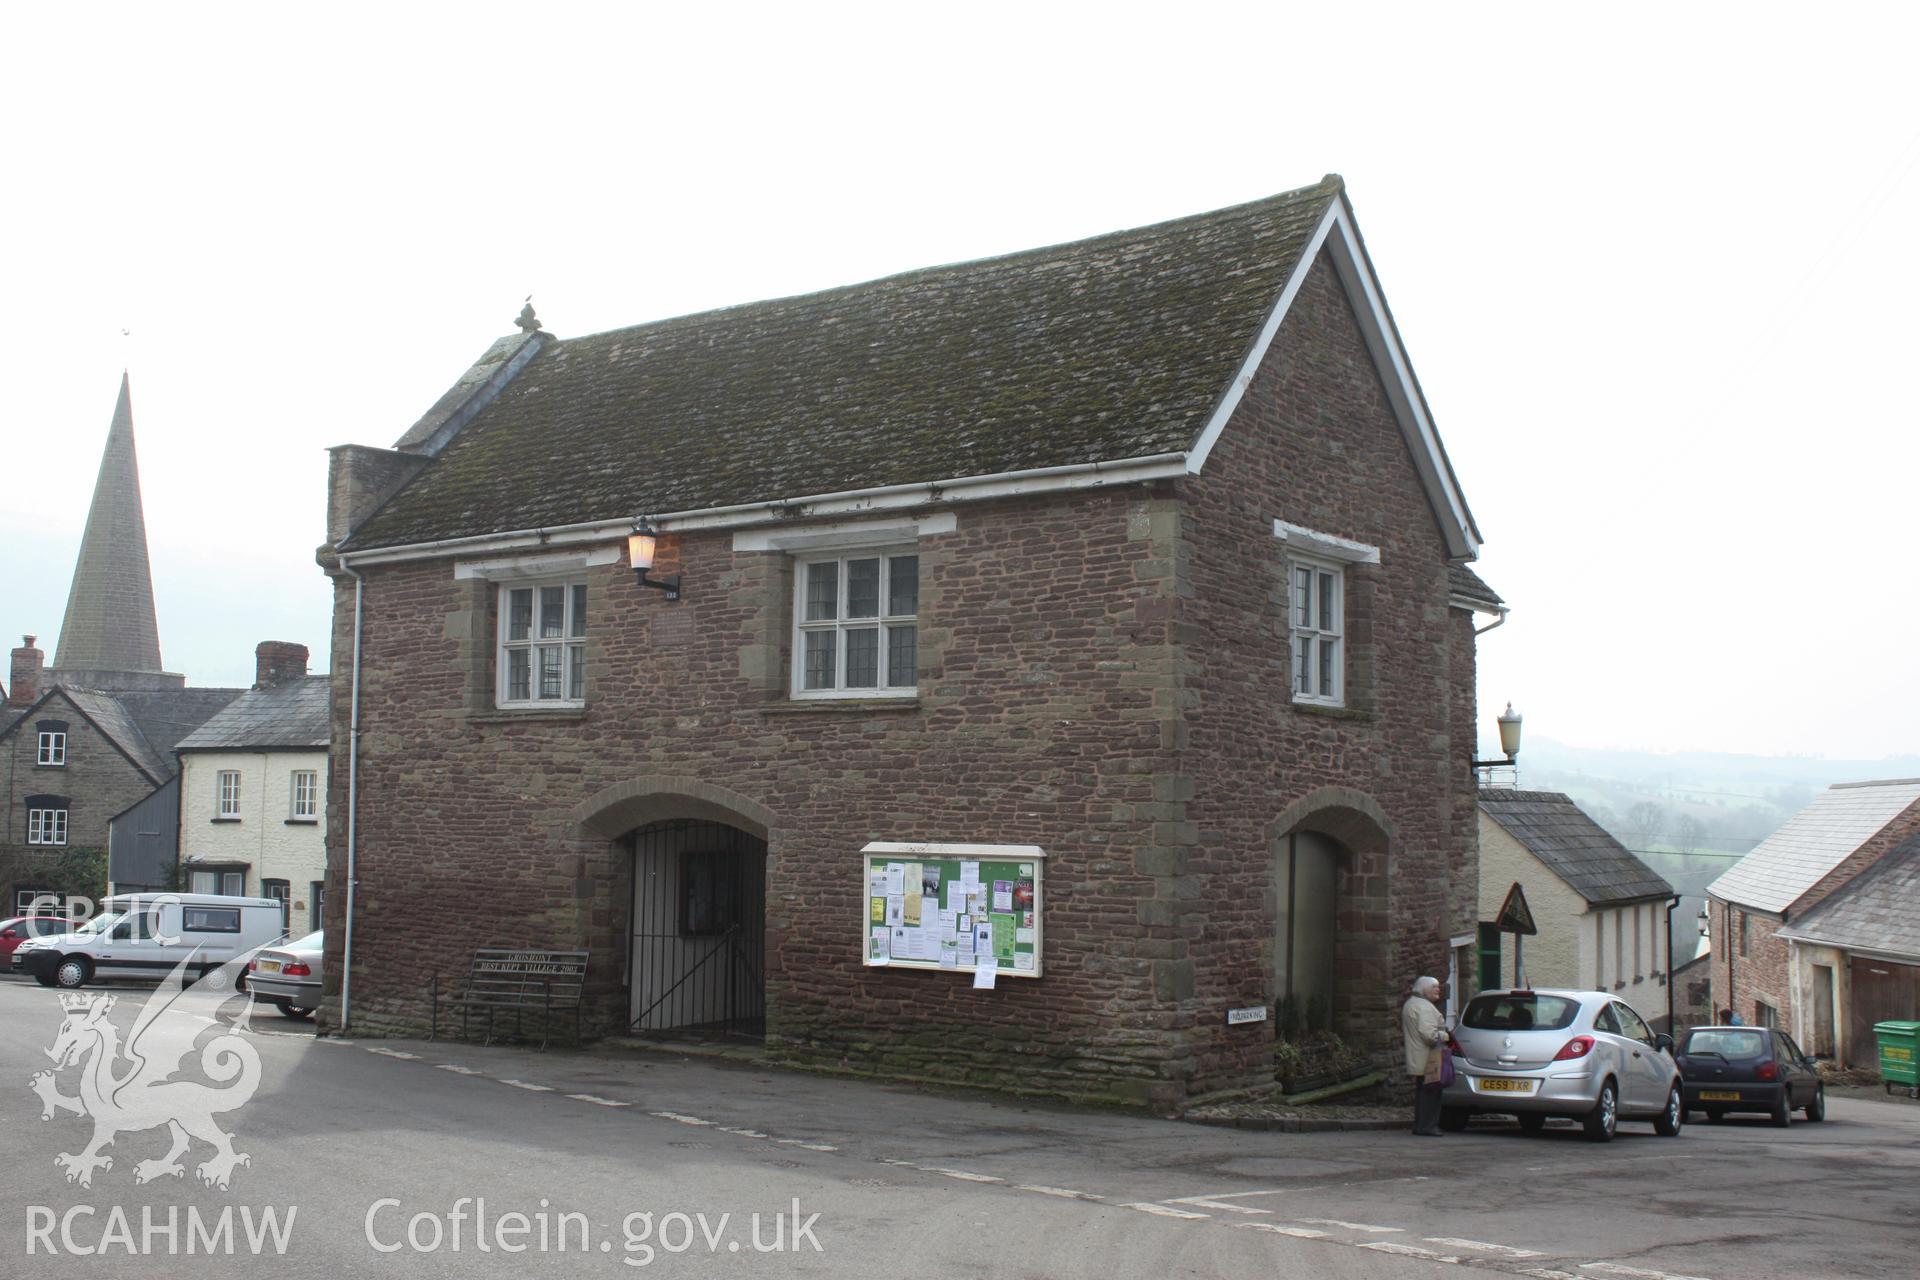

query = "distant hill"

[{"left": 1500, "top": 736, "right": 1920, "bottom": 865}]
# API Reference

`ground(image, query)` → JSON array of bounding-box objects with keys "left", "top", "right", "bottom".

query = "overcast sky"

[{"left": 4, "top": 3, "right": 1915, "bottom": 759}]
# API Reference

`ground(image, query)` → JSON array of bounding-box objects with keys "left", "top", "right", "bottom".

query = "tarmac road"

[{"left": 1, "top": 977, "right": 1914, "bottom": 1278}]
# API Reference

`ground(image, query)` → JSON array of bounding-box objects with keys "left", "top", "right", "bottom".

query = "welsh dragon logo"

[{"left": 29, "top": 949, "right": 263, "bottom": 1190}]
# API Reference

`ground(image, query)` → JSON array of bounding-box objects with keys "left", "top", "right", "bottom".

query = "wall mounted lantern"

[
  {"left": 628, "top": 517, "right": 681, "bottom": 601},
  {"left": 1471, "top": 702, "right": 1523, "bottom": 770}
]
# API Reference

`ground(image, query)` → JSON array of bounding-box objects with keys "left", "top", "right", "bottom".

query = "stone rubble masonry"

[
  {"left": 1, "top": 690, "right": 162, "bottom": 866},
  {"left": 320, "top": 250, "right": 1482, "bottom": 1108},
  {"left": 1712, "top": 797, "right": 1920, "bottom": 1043},
  {"left": 9, "top": 637, "right": 43, "bottom": 709}
]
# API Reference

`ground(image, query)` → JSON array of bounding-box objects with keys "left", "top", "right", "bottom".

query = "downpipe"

[{"left": 339, "top": 561, "right": 365, "bottom": 1032}]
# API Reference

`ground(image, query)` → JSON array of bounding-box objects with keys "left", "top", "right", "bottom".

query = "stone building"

[
  {"left": 319, "top": 177, "right": 1504, "bottom": 1106},
  {"left": 2, "top": 378, "right": 240, "bottom": 911},
  {"left": 1708, "top": 779, "right": 1920, "bottom": 1063},
  {"left": 1476, "top": 790, "right": 1677, "bottom": 1026},
  {"left": 1776, "top": 836, "right": 1920, "bottom": 1069}
]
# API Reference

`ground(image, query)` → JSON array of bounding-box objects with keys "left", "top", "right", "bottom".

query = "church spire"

[{"left": 51, "top": 374, "right": 167, "bottom": 682}]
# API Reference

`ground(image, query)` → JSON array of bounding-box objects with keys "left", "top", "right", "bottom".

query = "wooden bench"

[{"left": 442, "top": 948, "right": 588, "bottom": 1049}]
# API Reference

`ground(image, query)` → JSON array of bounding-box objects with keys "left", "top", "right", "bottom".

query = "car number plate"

[
  {"left": 1699, "top": 1090, "right": 1740, "bottom": 1101},
  {"left": 256, "top": 960, "right": 282, "bottom": 974},
  {"left": 1478, "top": 1077, "right": 1536, "bottom": 1094}
]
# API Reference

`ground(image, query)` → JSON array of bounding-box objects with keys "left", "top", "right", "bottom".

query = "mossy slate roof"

[
  {"left": 1777, "top": 835, "right": 1920, "bottom": 960},
  {"left": 1480, "top": 790, "right": 1674, "bottom": 907},
  {"left": 345, "top": 177, "right": 1344, "bottom": 551}
]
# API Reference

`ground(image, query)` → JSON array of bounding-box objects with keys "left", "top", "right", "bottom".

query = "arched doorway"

[
  {"left": 1274, "top": 830, "right": 1343, "bottom": 1035},
  {"left": 628, "top": 819, "right": 767, "bottom": 1036},
  {"left": 1269, "top": 789, "right": 1395, "bottom": 1052}
]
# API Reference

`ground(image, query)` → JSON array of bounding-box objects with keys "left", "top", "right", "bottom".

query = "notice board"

[{"left": 860, "top": 841, "right": 1044, "bottom": 977}]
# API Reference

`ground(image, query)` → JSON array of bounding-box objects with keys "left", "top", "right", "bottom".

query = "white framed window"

[
  {"left": 216, "top": 770, "right": 242, "bottom": 819},
  {"left": 792, "top": 549, "right": 919, "bottom": 697},
  {"left": 497, "top": 580, "right": 587, "bottom": 708},
  {"left": 290, "top": 770, "right": 319, "bottom": 820},
  {"left": 27, "top": 807, "right": 68, "bottom": 846},
  {"left": 37, "top": 732, "right": 66, "bottom": 766},
  {"left": 1289, "top": 556, "right": 1344, "bottom": 706}
]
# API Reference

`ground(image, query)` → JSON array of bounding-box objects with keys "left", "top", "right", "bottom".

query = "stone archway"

[
  {"left": 1268, "top": 787, "right": 1395, "bottom": 1054},
  {"left": 567, "top": 778, "right": 781, "bottom": 1039},
  {"left": 568, "top": 776, "right": 777, "bottom": 843}
]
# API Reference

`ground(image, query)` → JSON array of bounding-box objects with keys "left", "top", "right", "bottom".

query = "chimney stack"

[
  {"left": 254, "top": 641, "right": 310, "bottom": 690},
  {"left": 9, "top": 636, "right": 43, "bottom": 707}
]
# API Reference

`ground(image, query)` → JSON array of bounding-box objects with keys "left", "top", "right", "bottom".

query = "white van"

[{"left": 12, "top": 893, "right": 286, "bottom": 990}]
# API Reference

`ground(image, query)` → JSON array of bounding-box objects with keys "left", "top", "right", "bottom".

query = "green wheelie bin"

[{"left": 1874, "top": 1020, "right": 1920, "bottom": 1098}]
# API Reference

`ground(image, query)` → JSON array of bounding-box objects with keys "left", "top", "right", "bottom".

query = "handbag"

[{"left": 1424, "top": 1042, "right": 1456, "bottom": 1086}]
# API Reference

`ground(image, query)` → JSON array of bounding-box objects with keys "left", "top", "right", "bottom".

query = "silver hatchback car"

[{"left": 1441, "top": 988, "right": 1684, "bottom": 1142}]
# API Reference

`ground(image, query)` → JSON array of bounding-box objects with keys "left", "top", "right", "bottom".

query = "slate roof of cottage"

[
  {"left": 1706, "top": 779, "right": 1920, "bottom": 916},
  {"left": 62, "top": 688, "right": 172, "bottom": 780},
  {"left": 343, "top": 178, "right": 1359, "bottom": 551},
  {"left": 174, "top": 676, "right": 330, "bottom": 752},
  {"left": 1777, "top": 836, "right": 1920, "bottom": 961},
  {"left": 1479, "top": 790, "right": 1674, "bottom": 906}
]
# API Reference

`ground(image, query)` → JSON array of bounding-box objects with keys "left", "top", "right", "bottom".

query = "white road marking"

[
  {"left": 1013, "top": 1185, "right": 1104, "bottom": 1201},
  {"left": 1360, "top": 1241, "right": 1460, "bottom": 1263},
  {"left": 1120, "top": 1202, "right": 1210, "bottom": 1220},
  {"left": 1518, "top": 1270, "right": 1580, "bottom": 1280},
  {"left": 568, "top": 1094, "right": 632, "bottom": 1107},
  {"left": 1166, "top": 1195, "right": 1273, "bottom": 1214},
  {"left": 435, "top": 1064, "right": 482, "bottom": 1075},
  {"left": 1581, "top": 1264, "right": 1713, "bottom": 1280},
  {"left": 928, "top": 1168, "right": 1003, "bottom": 1184},
  {"left": 775, "top": 1138, "right": 838, "bottom": 1152},
  {"left": 1427, "top": 1237, "right": 1546, "bottom": 1258},
  {"left": 365, "top": 1047, "right": 420, "bottom": 1059},
  {"left": 1235, "top": 1223, "right": 1330, "bottom": 1239},
  {"left": 650, "top": 1111, "right": 715, "bottom": 1126},
  {"left": 498, "top": 1079, "right": 554, "bottom": 1092},
  {"left": 1298, "top": 1219, "right": 1403, "bottom": 1233},
  {"left": 720, "top": 1126, "right": 770, "bottom": 1138}
]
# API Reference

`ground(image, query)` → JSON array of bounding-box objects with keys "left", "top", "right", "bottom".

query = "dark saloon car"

[{"left": 1676, "top": 1026, "right": 1825, "bottom": 1125}]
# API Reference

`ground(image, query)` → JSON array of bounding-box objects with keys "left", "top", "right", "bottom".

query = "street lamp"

[
  {"left": 627, "top": 517, "right": 682, "bottom": 601},
  {"left": 1472, "top": 702, "right": 1523, "bottom": 770}
]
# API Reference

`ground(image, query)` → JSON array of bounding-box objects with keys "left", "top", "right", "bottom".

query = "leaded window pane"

[
  {"left": 1294, "top": 567, "right": 1311, "bottom": 628},
  {"left": 540, "top": 586, "right": 566, "bottom": 639},
  {"left": 803, "top": 631, "right": 836, "bottom": 690},
  {"left": 1319, "top": 637, "right": 1335, "bottom": 696},
  {"left": 845, "top": 627, "right": 879, "bottom": 687},
  {"left": 887, "top": 625, "right": 916, "bottom": 687},
  {"left": 889, "top": 556, "right": 919, "bottom": 616},
  {"left": 846, "top": 558, "right": 881, "bottom": 618},
  {"left": 567, "top": 643, "right": 585, "bottom": 700},
  {"left": 508, "top": 589, "right": 533, "bottom": 641},
  {"left": 805, "top": 562, "right": 838, "bottom": 622},
  {"left": 571, "top": 585, "right": 587, "bottom": 638},
  {"left": 538, "top": 645, "right": 563, "bottom": 698},
  {"left": 1318, "top": 572, "right": 1335, "bottom": 631},
  {"left": 508, "top": 648, "right": 531, "bottom": 700}
]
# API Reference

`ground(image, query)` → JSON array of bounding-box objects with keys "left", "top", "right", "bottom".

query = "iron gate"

[{"left": 629, "top": 820, "right": 766, "bottom": 1037}]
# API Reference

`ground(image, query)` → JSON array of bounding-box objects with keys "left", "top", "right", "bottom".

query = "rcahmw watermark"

[
  {"left": 365, "top": 1197, "right": 822, "bottom": 1266},
  {"left": 26, "top": 1205, "right": 297, "bottom": 1256}
]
